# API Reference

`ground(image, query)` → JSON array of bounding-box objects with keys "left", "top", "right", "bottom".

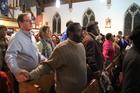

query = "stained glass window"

[
  {"left": 83, "top": 8, "right": 95, "bottom": 26},
  {"left": 52, "top": 12, "right": 61, "bottom": 34}
]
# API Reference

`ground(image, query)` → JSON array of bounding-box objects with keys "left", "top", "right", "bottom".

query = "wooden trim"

[
  {"left": 7, "top": 26, "right": 19, "bottom": 29},
  {"left": 0, "top": 17, "right": 17, "bottom": 22},
  {"left": 44, "top": 0, "right": 91, "bottom": 7},
  {"left": 105, "top": 54, "right": 121, "bottom": 72}
]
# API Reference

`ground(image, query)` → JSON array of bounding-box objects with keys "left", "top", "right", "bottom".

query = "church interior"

[{"left": 0, "top": 0, "right": 140, "bottom": 93}]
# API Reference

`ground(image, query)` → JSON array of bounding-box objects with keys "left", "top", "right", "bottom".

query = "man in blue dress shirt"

[{"left": 5, "top": 13, "right": 46, "bottom": 93}]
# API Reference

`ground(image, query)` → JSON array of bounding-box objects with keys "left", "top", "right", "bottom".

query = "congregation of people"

[{"left": 0, "top": 13, "right": 140, "bottom": 93}]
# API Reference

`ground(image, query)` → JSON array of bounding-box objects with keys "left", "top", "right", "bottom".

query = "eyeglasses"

[{"left": 23, "top": 19, "right": 32, "bottom": 23}]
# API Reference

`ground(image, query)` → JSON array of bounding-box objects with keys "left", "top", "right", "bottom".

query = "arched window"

[
  {"left": 134, "top": 12, "right": 140, "bottom": 29},
  {"left": 52, "top": 12, "right": 61, "bottom": 34},
  {"left": 83, "top": 8, "right": 95, "bottom": 26},
  {"left": 124, "top": 3, "right": 140, "bottom": 35},
  {"left": 124, "top": 13, "right": 132, "bottom": 35}
]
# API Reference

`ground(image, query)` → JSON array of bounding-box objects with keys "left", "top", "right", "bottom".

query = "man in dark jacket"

[
  {"left": 82, "top": 21, "right": 104, "bottom": 83},
  {"left": 122, "top": 25, "right": 140, "bottom": 93}
]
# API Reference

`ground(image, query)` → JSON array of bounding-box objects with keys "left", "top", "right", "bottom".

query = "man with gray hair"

[{"left": 5, "top": 13, "right": 46, "bottom": 93}]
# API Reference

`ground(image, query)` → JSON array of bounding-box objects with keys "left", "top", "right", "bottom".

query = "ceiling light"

[{"left": 56, "top": 0, "right": 60, "bottom": 8}]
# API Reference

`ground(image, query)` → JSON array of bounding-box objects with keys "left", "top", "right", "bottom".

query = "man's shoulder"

[
  {"left": 83, "top": 34, "right": 96, "bottom": 46},
  {"left": 11, "top": 31, "right": 21, "bottom": 37},
  {"left": 84, "top": 34, "right": 95, "bottom": 41},
  {"left": 52, "top": 41, "right": 68, "bottom": 54},
  {"left": 56, "top": 40, "right": 68, "bottom": 48},
  {"left": 9, "top": 31, "right": 24, "bottom": 43}
]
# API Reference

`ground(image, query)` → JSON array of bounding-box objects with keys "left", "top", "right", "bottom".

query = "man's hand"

[{"left": 15, "top": 69, "right": 30, "bottom": 82}]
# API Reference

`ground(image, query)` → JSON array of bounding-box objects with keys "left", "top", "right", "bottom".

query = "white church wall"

[{"left": 43, "top": 0, "right": 140, "bottom": 35}]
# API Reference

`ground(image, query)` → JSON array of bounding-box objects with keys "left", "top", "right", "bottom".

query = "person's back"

[
  {"left": 122, "top": 46, "right": 140, "bottom": 93},
  {"left": 122, "top": 25, "right": 140, "bottom": 93},
  {"left": 26, "top": 23, "right": 87, "bottom": 93},
  {"left": 102, "top": 33, "right": 115, "bottom": 66},
  {"left": 82, "top": 21, "right": 104, "bottom": 83},
  {"left": 51, "top": 39, "right": 87, "bottom": 93}
]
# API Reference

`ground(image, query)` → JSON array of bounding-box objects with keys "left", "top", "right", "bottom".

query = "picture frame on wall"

[{"left": 105, "top": 17, "right": 111, "bottom": 28}]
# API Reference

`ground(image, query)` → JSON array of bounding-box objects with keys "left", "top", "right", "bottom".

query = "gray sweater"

[{"left": 30, "top": 39, "right": 87, "bottom": 93}]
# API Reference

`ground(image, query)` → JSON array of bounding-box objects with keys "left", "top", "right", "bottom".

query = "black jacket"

[{"left": 122, "top": 46, "right": 140, "bottom": 93}]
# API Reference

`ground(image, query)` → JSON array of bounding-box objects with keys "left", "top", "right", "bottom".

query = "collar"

[
  {"left": 67, "top": 38, "right": 81, "bottom": 45},
  {"left": 20, "top": 29, "right": 33, "bottom": 38},
  {"left": 88, "top": 32, "right": 96, "bottom": 39}
]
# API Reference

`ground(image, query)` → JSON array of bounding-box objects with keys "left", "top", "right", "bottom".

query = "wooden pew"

[
  {"left": 19, "top": 74, "right": 54, "bottom": 93},
  {"left": 82, "top": 79, "right": 102, "bottom": 93},
  {"left": 106, "top": 54, "right": 121, "bottom": 73},
  {"left": 82, "top": 54, "right": 121, "bottom": 93}
]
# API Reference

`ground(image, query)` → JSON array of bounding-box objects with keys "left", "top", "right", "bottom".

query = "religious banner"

[{"left": 0, "top": 0, "right": 9, "bottom": 16}]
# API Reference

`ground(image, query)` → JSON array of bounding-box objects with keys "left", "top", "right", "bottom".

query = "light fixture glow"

[
  {"left": 100, "top": 0, "right": 106, "bottom": 3},
  {"left": 56, "top": 0, "right": 60, "bottom": 8},
  {"left": 0, "top": 20, "right": 4, "bottom": 25}
]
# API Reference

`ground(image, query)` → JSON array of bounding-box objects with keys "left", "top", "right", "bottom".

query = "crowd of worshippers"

[{"left": 0, "top": 13, "right": 140, "bottom": 93}]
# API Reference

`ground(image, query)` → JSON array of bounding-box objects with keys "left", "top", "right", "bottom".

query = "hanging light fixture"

[
  {"left": 56, "top": 0, "right": 60, "bottom": 8},
  {"left": 107, "top": 0, "right": 111, "bottom": 9},
  {"left": 100, "top": 0, "right": 106, "bottom": 3},
  {"left": 69, "top": 0, "right": 73, "bottom": 12}
]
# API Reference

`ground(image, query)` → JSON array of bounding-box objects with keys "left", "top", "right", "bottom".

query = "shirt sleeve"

[
  {"left": 38, "top": 52, "right": 47, "bottom": 63},
  {"left": 30, "top": 47, "right": 64, "bottom": 79},
  {"left": 5, "top": 37, "right": 22, "bottom": 75}
]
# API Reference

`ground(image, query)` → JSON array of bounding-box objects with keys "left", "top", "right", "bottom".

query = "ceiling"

[
  {"left": 19, "top": 0, "right": 91, "bottom": 8},
  {"left": 18, "top": 0, "right": 90, "bottom": 14},
  {"left": 39, "top": 0, "right": 91, "bottom": 7}
]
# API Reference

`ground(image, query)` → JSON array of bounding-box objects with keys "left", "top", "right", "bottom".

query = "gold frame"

[{"left": 105, "top": 17, "right": 111, "bottom": 28}]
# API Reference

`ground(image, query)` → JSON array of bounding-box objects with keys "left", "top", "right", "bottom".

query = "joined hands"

[{"left": 15, "top": 69, "right": 30, "bottom": 82}]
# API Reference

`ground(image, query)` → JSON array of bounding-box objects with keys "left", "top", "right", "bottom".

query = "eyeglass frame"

[{"left": 23, "top": 19, "right": 33, "bottom": 23}]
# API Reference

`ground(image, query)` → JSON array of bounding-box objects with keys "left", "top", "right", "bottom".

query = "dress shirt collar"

[{"left": 20, "top": 29, "right": 33, "bottom": 38}]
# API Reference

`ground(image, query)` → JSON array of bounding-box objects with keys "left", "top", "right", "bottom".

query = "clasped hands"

[{"left": 15, "top": 69, "right": 30, "bottom": 82}]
